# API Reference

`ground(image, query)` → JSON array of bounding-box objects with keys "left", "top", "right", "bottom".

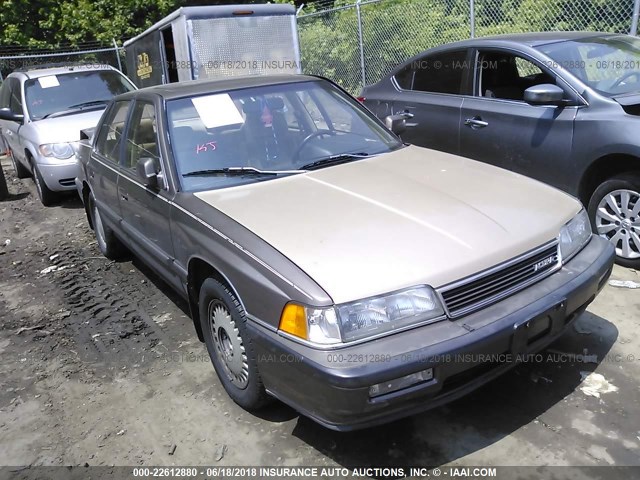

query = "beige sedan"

[{"left": 79, "top": 74, "right": 615, "bottom": 430}]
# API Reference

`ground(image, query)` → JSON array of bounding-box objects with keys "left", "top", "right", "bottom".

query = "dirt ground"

[{"left": 0, "top": 155, "right": 639, "bottom": 471}]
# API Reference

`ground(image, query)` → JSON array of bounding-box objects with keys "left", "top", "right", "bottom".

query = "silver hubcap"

[
  {"left": 208, "top": 300, "right": 249, "bottom": 389},
  {"left": 595, "top": 189, "right": 640, "bottom": 260}
]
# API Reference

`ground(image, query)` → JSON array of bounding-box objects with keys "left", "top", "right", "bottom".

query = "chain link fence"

[
  {"left": 2, "top": 0, "right": 639, "bottom": 93},
  {"left": 0, "top": 43, "right": 125, "bottom": 81},
  {"left": 298, "top": 0, "right": 640, "bottom": 94}
]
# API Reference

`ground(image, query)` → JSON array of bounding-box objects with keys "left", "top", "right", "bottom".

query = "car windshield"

[
  {"left": 25, "top": 70, "right": 135, "bottom": 120},
  {"left": 167, "top": 80, "right": 403, "bottom": 192},
  {"left": 537, "top": 35, "right": 640, "bottom": 96}
]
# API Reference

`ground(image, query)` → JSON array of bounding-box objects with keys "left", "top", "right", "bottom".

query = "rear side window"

[
  {"left": 95, "top": 101, "right": 131, "bottom": 164},
  {"left": 395, "top": 50, "right": 469, "bottom": 95}
]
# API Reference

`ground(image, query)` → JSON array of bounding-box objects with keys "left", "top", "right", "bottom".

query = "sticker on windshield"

[
  {"left": 37, "top": 76, "right": 60, "bottom": 89},
  {"left": 191, "top": 94, "right": 244, "bottom": 129}
]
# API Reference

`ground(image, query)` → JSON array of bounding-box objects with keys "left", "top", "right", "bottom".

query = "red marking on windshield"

[{"left": 196, "top": 141, "right": 217, "bottom": 154}]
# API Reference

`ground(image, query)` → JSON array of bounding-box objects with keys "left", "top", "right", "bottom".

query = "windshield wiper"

[
  {"left": 67, "top": 100, "right": 110, "bottom": 109},
  {"left": 182, "top": 166, "right": 307, "bottom": 177},
  {"left": 41, "top": 100, "right": 110, "bottom": 119},
  {"left": 300, "top": 152, "right": 371, "bottom": 171}
]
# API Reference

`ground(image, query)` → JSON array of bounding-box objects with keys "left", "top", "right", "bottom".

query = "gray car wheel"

[
  {"left": 588, "top": 174, "right": 640, "bottom": 268},
  {"left": 0, "top": 163, "right": 8, "bottom": 200},
  {"left": 31, "top": 161, "right": 57, "bottom": 207},
  {"left": 198, "top": 278, "right": 270, "bottom": 410}
]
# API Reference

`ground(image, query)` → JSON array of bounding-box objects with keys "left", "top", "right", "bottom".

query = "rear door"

[
  {"left": 459, "top": 49, "right": 579, "bottom": 191},
  {"left": 88, "top": 100, "right": 132, "bottom": 233},
  {"left": 388, "top": 49, "right": 472, "bottom": 155},
  {"left": 117, "top": 99, "right": 180, "bottom": 291}
]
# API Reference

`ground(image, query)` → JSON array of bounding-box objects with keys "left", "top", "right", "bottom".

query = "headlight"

[
  {"left": 279, "top": 286, "right": 445, "bottom": 345},
  {"left": 559, "top": 209, "right": 592, "bottom": 262},
  {"left": 38, "top": 142, "right": 75, "bottom": 159}
]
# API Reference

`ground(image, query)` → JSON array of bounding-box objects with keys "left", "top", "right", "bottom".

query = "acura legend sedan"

[
  {"left": 361, "top": 32, "right": 640, "bottom": 268},
  {"left": 76, "top": 75, "right": 614, "bottom": 430}
]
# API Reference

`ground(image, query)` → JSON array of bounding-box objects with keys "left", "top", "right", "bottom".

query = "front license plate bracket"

[{"left": 511, "top": 299, "right": 567, "bottom": 355}]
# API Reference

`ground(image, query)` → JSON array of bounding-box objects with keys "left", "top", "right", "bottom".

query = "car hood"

[
  {"left": 195, "top": 145, "right": 581, "bottom": 304},
  {"left": 30, "top": 109, "right": 105, "bottom": 143}
]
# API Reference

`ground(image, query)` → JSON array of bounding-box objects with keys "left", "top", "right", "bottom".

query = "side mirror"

[
  {"left": 524, "top": 84, "right": 566, "bottom": 106},
  {"left": 136, "top": 157, "right": 158, "bottom": 188},
  {"left": 384, "top": 114, "right": 406, "bottom": 135},
  {"left": 0, "top": 107, "right": 24, "bottom": 123}
]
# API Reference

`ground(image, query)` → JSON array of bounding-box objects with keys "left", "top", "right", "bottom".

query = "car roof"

[
  {"left": 13, "top": 64, "right": 116, "bottom": 79},
  {"left": 116, "top": 74, "right": 321, "bottom": 101},
  {"left": 446, "top": 31, "right": 619, "bottom": 48}
]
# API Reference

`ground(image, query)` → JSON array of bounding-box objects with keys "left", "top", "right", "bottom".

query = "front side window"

[
  {"left": 477, "top": 51, "right": 556, "bottom": 101},
  {"left": 0, "top": 80, "right": 12, "bottom": 110},
  {"left": 9, "top": 79, "right": 23, "bottom": 115},
  {"left": 95, "top": 101, "right": 131, "bottom": 164},
  {"left": 537, "top": 35, "right": 640, "bottom": 96},
  {"left": 395, "top": 50, "right": 469, "bottom": 94},
  {"left": 24, "top": 70, "right": 134, "bottom": 120},
  {"left": 124, "top": 102, "right": 159, "bottom": 171},
  {"left": 166, "top": 80, "right": 403, "bottom": 192}
]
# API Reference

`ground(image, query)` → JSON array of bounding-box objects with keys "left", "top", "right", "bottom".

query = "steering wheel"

[
  {"left": 609, "top": 71, "right": 640, "bottom": 90},
  {"left": 292, "top": 129, "right": 337, "bottom": 161}
]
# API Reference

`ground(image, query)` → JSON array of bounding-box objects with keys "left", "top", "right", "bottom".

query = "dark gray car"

[{"left": 361, "top": 32, "right": 640, "bottom": 268}]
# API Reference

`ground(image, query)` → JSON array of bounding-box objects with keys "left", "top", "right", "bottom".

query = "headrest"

[
  {"left": 241, "top": 98, "right": 262, "bottom": 114},
  {"left": 266, "top": 97, "right": 285, "bottom": 111}
]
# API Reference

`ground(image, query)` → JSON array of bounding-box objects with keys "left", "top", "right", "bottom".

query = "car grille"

[{"left": 439, "top": 241, "right": 560, "bottom": 318}]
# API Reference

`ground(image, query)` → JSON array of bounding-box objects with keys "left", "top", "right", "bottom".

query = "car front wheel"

[
  {"left": 10, "top": 151, "right": 30, "bottom": 179},
  {"left": 31, "top": 161, "right": 58, "bottom": 206},
  {"left": 588, "top": 173, "right": 640, "bottom": 268},
  {"left": 199, "top": 278, "right": 269, "bottom": 410}
]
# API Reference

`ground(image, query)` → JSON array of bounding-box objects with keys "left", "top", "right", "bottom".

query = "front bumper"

[
  {"left": 36, "top": 157, "right": 79, "bottom": 192},
  {"left": 249, "top": 236, "right": 614, "bottom": 431}
]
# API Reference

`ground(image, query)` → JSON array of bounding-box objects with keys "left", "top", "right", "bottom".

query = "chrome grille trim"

[{"left": 438, "top": 240, "right": 561, "bottom": 319}]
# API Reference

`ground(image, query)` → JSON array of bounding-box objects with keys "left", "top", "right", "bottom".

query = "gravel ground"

[{"left": 0, "top": 156, "right": 638, "bottom": 472}]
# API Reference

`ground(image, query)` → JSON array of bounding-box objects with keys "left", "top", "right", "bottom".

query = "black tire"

[
  {"left": 0, "top": 162, "right": 8, "bottom": 200},
  {"left": 88, "top": 192, "right": 126, "bottom": 260},
  {"left": 31, "top": 161, "right": 58, "bottom": 206},
  {"left": 588, "top": 173, "right": 640, "bottom": 269},
  {"left": 10, "top": 151, "right": 30, "bottom": 179},
  {"left": 199, "top": 278, "right": 270, "bottom": 410}
]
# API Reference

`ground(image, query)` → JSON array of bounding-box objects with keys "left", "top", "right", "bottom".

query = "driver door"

[
  {"left": 2, "top": 79, "right": 26, "bottom": 163},
  {"left": 459, "top": 50, "right": 578, "bottom": 191},
  {"left": 117, "top": 99, "right": 180, "bottom": 291}
]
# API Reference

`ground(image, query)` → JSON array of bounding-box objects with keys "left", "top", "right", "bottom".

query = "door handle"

[
  {"left": 464, "top": 117, "right": 489, "bottom": 129},
  {"left": 121, "top": 194, "right": 129, "bottom": 201},
  {"left": 398, "top": 110, "right": 415, "bottom": 119}
]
